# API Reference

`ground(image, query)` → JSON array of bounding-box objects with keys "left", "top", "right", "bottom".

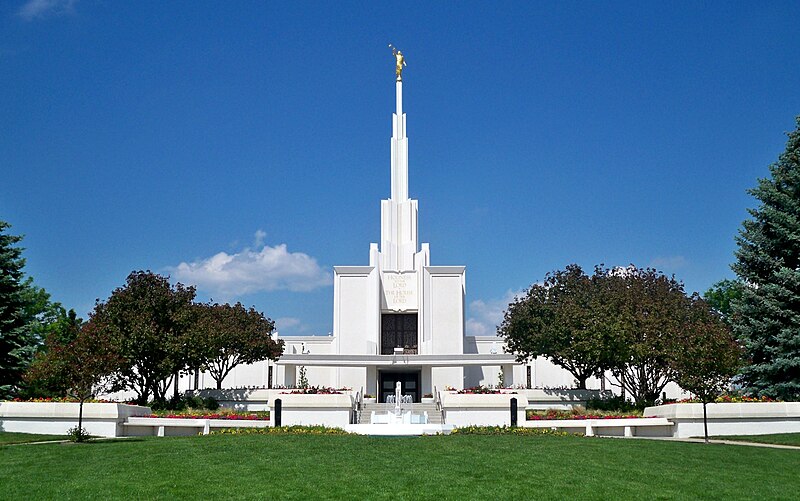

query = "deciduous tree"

[
  {"left": 499, "top": 265, "right": 618, "bottom": 389},
  {"left": 607, "top": 266, "right": 688, "bottom": 406},
  {"left": 25, "top": 322, "right": 123, "bottom": 441},
  {"left": 671, "top": 299, "right": 743, "bottom": 443},
  {"left": 91, "top": 271, "right": 196, "bottom": 404},
  {"left": 703, "top": 279, "right": 743, "bottom": 321},
  {"left": 188, "top": 302, "right": 283, "bottom": 389}
]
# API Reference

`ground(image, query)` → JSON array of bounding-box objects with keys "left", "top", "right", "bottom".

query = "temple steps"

[{"left": 358, "top": 403, "right": 443, "bottom": 424}]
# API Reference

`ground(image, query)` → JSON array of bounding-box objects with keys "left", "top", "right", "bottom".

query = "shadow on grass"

[{"left": 87, "top": 437, "right": 147, "bottom": 445}]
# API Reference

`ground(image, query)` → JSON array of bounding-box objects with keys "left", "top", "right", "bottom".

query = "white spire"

[
  {"left": 380, "top": 77, "right": 418, "bottom": 271},
  {"left": 391, "top": 80, "right": 408, "bottom": 201}
]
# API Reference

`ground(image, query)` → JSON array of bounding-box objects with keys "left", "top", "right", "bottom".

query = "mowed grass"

[
  {"left": 0, "top": 432, "right": 69, "bottom": 445},
  {"left": 1, "top": 434, "right": 799, "bottom": 500},
  {"left": 715, "top": 433, "right": 800, "bottom": 447}
]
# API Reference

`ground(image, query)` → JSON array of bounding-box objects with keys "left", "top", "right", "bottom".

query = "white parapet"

[
  {"left": 270, "top": 393, "right": 354, "bottom": 428},
  {"left": 124, "top": 417, "right": 271, "bottom": 437},
  {"left": 522, "top": 417, "right": 674, "bottom": 437},
  {"left": 643, "top": 402, "right": 800, "bottom": 438},
  {"left": 0, "top": 402, "right": 151, "bottom": 437},
  {"left": 517, "top": 389, "right": 612, "bottom": 410},
  {"left": 440, "top": 393, "right": 528, "bottom": 427}
]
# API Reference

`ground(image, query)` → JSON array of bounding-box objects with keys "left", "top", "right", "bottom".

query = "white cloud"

[
  {"left": 253, "top": 229, "right": 267, "bottom": 248},
  {"left": 18, "top": 0, "right": 76, "bottom": 21},
  {"left": 275, "top": 317, "right": 301, "bottom": 329},
  {"left": 466, "top": 289, "right": 523, "bottom": 337},
  {"left": 648, "top": 255, "right": 688, "bottom": 271},
  {"left": 170, "top": 232, "right": 332, "bottom": 299}
]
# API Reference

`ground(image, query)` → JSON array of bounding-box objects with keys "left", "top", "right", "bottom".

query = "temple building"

[{"left": 268, "top": 63, "right": 526, "bottom": 402}]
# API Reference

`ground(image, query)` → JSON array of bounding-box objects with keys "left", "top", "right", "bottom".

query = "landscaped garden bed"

[
  {"left": 280, "top": 386, "right": 346, "bottom": 394},
  {"left": 148, "top": 409, "right": 269, "bottom": 420},
  {"left": 527, "top": 409, "right": 645, "bottom": 420}
]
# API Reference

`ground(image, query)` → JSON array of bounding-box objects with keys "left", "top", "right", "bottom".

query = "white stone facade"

[{"left": 175, "top": 74, "right": 689, "bottom": 404}]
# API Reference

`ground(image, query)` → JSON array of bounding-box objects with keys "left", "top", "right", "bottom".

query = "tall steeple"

[
  {"left": 391, "top": 79, "right": 408, "bottom": 201},
  {"left": 379, "top": 48, "right": 419, "bottom": 271}
]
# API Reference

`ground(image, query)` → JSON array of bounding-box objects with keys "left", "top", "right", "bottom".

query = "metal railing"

[
  {"left": 351, "top": 387, "right": 363, "bottom": 424},
  {"left": 434, "top": 386, "right": 445, "bottom": 424}
]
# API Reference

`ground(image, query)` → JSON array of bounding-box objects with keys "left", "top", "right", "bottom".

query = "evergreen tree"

[
  {"left": 0, "top": 221, "right": 35, "bottom": 398},
  {"left": 732, "top": 117, "right": 800, "bottom": 399}
]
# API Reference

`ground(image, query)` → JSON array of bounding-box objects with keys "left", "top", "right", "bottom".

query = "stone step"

[{"left": 358, "top": 403, "right": 443, "bottom": 424}]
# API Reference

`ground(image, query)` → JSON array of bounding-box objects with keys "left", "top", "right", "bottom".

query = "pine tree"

[
  {"left": 0, "top": 221, "right": 33, "bottom": 398},
  {"left": 732, "top": 116, "right": 800, "bottom": 400}
]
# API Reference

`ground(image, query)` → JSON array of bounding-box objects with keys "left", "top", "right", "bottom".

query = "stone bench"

[
  {"left": 523, "top": 417, "right": 673, "bottom": 437},
  {"left": 124, "top": 417, "right": 270, "bottom": 437}
]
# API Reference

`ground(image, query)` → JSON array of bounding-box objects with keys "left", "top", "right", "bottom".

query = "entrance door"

[
  {"left": 379, "top": 371, "right": 421, "bottom": 403},
  {"left": 381, "top": 313, "right": 418, "bottom": 354}
]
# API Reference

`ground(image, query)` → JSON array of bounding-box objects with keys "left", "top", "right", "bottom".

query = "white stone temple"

[
  {"left": 267, "top": 72, "right": 526, "bottom": 402},
  {"left": 187, "top": 60, "right": 634, "bottom": 401}
]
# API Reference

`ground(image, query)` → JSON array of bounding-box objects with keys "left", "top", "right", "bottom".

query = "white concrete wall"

[
  {"left": 432, "top": 367, "right": 464, "bottom": 392},
  {"left": 425, "top": 267, "right": 465, "bottom": 357},
  {"left": 644, "top": 402, "right": 800, "bottom": 438},
  {"left": 270, "top": 394, "right": 353, "bottom": 428},
  {"left": 441, "top": 393, "right": 527, "bottom": 427},
  {"left": 334, "top": 266, "right": 380, "bottom": 355},
  {"left": 0, "top": 402, "right": 151, "bottom": 438}
]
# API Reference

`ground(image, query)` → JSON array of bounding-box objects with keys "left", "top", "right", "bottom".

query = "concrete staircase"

[{"left": 358, "top": 402, "right": 443, "bottom": 424}]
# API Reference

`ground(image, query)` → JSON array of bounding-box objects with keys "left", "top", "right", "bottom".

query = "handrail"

[
  {"left": 351, "top": 387, "right": 363, "bottom": 425},
  {"left": 434, "top": 386, "right": 445, "bottom": 424}
]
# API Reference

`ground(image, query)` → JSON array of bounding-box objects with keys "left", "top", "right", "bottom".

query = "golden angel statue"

[{"left": 389, "top": 44, "right": 406, "bottom": 80}]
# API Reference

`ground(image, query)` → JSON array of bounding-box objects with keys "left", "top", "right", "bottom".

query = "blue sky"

[{"left": 3, "top": 1, "right": 800, "bottom": 337}]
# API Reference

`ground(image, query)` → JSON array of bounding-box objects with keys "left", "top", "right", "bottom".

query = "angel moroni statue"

[{"left": 389, "top": 44, "right": 406, "bottom": 81}]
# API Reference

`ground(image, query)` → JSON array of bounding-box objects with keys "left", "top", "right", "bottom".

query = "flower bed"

[
  {"left": 280, "top": 386, "right": 344, "bottom": 395},
  {"left": 148, "top": 409, "right": 269, "bottom": 420},
  {"left": 674, "top": 395, "right": 778, "bottom": 404},
  {"left": 10, "top": 397, "right": 127, "bottom": 404},
  {"left": 209, "top": 425, "right": 349, "bottom": 436},
  {"left": 457, "top": 386, "right": 516, "bottom": 395},
  {"left": 527, "top": 409, "right": 646, "bottom": 421},
  {"left": 451, "top": 425, "right": 571, "bottom": 436}
]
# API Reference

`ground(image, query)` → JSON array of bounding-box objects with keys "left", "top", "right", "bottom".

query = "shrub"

[
  {"left": 67, "top": 426, "right": 90, "bottom": 443},
  {"left": 149, "top": 394, "right": 220, "bottom": 411},
  {"left": 450, "top": 426, "right": 571, "bottom": 436},
  {"left": 209, "top": 425, "right": 349, "bottom": 436},
  {"left": 585, "top": 395, "right": 638, "bottom": 413}
]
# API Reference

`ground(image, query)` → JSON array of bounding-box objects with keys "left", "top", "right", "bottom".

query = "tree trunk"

[
  {"left": 78, "top": 398, "right": 85, "bottom": 442},
  {"left": 216, "top": 378, "right": 222, "bottom": 390},
  {"left": 575, "top": 375, "right": 588, "bottom": 390},
  {"left": 703, "top": 400, "right": 709, "bottom": 444}
]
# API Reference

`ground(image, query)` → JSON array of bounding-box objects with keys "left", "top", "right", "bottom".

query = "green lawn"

[
  {"left": 0, "top": 432, "right": 69, "bottom": 445},
  {"left": 714, "top": 433, "right": 800, "bottom": 447},
  {"left": 1, "top": 434, "right": 798, "bottom": 500}
]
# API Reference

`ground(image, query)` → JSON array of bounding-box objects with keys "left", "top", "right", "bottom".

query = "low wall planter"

[
  {"left": 441, "top": 393, "right": 528, "bottom": 426},
  {"left": 520, "top": 389, "right": 611, "bottom": 410},
  {"left": 124, "top": 417, "right": 271, "bottom": 437},
  {"left": 0, "top": 402, "right": 151, "bottom": 438},
  {"left": 522, "top": 417, "right": 673, "bottom": 437},
  {"left": 192, "top": 389, "right": 356, "bottom": 412},
  {"left": 644, "top": 402, "right": 800, "bottom": 438},
  {"left": 271, "top": 394, "right": 354, "bottom": 427}
]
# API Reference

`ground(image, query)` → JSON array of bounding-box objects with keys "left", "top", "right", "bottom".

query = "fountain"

[{"left": 344, "top": 381, "right": 454, "bottom": 435}]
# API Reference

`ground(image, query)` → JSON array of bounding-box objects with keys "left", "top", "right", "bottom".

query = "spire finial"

[{"left": 389, "top": 44, "right": 406, "bottom": 81}]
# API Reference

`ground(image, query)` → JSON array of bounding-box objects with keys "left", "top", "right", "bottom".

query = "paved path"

[{"left": 631, "top": 435, "right": 800, "bottom": 450}]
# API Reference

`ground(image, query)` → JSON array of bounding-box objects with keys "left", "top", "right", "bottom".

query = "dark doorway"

[
  {"left": 379, "top": 371, "right": 421, "bottom": 403},
  {"left": 381, "top": 313, "right": 418, "bottom": 355}
]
